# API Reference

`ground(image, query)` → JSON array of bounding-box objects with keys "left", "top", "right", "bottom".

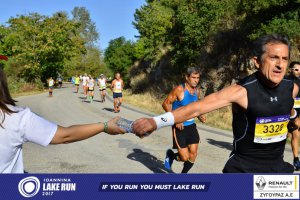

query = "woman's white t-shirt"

[{"left": 0, "top": 105, "right": 57, "bottom": 173}]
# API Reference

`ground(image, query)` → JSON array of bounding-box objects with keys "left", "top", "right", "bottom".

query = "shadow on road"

[
  {"left": 77, "top": 97, "right": 91, "bottom": 103},
  {"left": 206, "top": 138, "right": 233, "bottom": 151},
  {"left": 102, "top": 108, "right": 115, "bottom": 112},
  {"left": 93, "top": 100, "right": 103, "bottom": 103},
  {"left": 127, "top": 148, "right": 174, "bottom": 174}
]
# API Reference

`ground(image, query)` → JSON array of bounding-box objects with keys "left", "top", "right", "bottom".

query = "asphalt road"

[{"left": 18, "top": 83, "right": 295, "bottom": 173}]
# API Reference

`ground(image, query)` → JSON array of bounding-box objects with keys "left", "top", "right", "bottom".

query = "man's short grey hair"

[
  {"left": 186, "top": 67, "right": 201, "bottom": 77},
  {"left": 252, "top": 34, "right": 291, "bottom": 62}
]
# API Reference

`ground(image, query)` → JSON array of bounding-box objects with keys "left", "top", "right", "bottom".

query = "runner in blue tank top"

[{"left": 162, "top": 67, "right": 206, "bottom": 173}]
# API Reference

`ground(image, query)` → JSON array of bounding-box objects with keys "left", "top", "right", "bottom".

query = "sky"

[{"left": 0, "top": 0, "right": 145, "bottom": 49}]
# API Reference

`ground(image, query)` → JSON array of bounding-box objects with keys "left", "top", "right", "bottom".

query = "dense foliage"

[
  {"left": 130, "top": 0, "right": 300, "bottom": 85},
  {"left": 104, "top": 37, "right": 136, "bottom": 83},
  {"left": 0, "top": 7, "right": 106, "bottom": 84},
  {"left": 1, "top": 1, "right": 300, "bottom": 91}
]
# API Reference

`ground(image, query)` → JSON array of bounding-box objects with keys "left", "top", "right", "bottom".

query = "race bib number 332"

[{"left": 254, "top": 115, "right": 289, "bottom": 144}]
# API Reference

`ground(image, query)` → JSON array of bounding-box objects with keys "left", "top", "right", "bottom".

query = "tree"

[
  {"left": 131, "top": 0, "right": 300, "bottom": 94},
  {"left": 66, "top": 7, "right": 106, "bottom": 78},
  {"left": 238, "top": 0, "right": 300, "bottom": 44},
  {"left": 133, "top": 0, "right": 230, "bottom": 66},
  {"left": 72, "top": 7, "right": 99, "bottom": 46},
  {"left": 133, "top": 0, "right": 174, "bottom": 61},
  {"left": 104, "top": 37, "right": 136, "bottom": 82},
  {"left": 0, "top": 12, "right": 86, "bottom": 82}
]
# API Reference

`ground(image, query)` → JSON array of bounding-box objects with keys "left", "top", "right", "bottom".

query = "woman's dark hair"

[
  {"left": 0, "top": 68, "right": 16, "bottom": 125},
  {"left": 252, "top": 34, "right": 291, "bottom": 62}
]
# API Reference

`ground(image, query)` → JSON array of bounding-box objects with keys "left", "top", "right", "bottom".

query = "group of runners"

[
  {"left": 14, "top": 33, "right": 300, "bottom": 174},
  {"left": 72, "top": 73, "right": 124, "bottom": 113},
  {"left": 47, "top": 73, "right": 124, "bottom": 113}
]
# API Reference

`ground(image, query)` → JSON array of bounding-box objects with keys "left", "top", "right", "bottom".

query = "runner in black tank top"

[
  {"left": 232, "top": 72, "right": 293, "bottom": 159},
  {"left": 223, "top": 72, "right": 294, "bottom": 172}
]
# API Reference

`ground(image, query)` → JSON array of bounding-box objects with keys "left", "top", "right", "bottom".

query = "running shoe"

[
  {"left": 164, "top": 149, "right": 174, "bottom": 170},
  {"left": 294, "top": 160, "right": 300, "bottom": 171}
]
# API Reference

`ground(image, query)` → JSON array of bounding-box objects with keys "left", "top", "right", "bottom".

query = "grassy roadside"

[
  {"left": 8, "top": 77, "right": 45, "bottom": 98},
  {"left": 11, "top": 89, "right": 47, "bottom": 98}
]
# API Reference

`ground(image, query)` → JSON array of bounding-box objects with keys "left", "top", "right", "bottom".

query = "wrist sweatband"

[{"left": 153, "top": 112, "right": 175, "bottom": 130}]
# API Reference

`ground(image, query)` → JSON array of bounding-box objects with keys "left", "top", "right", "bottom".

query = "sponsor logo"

[
  {"left": 18, "top": 176, "right": 40, "bottom": 198},
  {"left": 259, "top": 119, "right": 265, "bottom": 123},
  {"left": 256, "top": 176, "right": 266, "bottom": 190},
  {"left": 253, "top": 175, "right": 299, "bottom": 199},
  {"left": 259, "top": 119, "right": 272, "bottom": 124},
  {"left": 161, "top": 117, "right": 167, "bottom": 122},
  {"left": 270, "top": 97, "right": 278, "bottom": 102}
]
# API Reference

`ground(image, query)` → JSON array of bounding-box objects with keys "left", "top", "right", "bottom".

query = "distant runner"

[
  {"left": 82, "top": 73, "right": 89, "bottom": 101},
  {"left": 111, "top": 73, "right": 124, "bottom": 113},
  {"left": 48, "top": 77, "right": 55, "bottom": 97},
  {"left": 98, "top": 74, "right": 107, "bottom": 102},
  {"left": 87, "top": 75, "right": 95, "bottom": 103},
  {"left": 57, "top": 77, "right": 63, "bottom": 88},
  {"left": 74, "top": 75, "right": 80, "bottom": 93}
]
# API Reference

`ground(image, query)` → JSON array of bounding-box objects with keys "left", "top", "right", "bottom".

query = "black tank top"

[{"left": 232, "top": 71, "right": 294, "bottom": 160}]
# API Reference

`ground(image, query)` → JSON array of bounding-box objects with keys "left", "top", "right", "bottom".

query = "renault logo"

[{"left": 256, "top": 176, "right": 266, "bottom": 190}]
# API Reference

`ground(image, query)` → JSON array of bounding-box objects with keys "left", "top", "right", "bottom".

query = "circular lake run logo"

[{"left": 18, "top": 176, "right": 40, "bottom": 198}]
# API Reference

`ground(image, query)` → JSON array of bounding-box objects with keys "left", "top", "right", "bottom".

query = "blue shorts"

[{"left": 113, "top": 92, "right": 122, "bottom": 98}]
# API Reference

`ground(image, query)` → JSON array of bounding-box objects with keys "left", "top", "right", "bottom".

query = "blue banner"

[{"left": 0, "top": 174, "right": 298, "bottom": 200}]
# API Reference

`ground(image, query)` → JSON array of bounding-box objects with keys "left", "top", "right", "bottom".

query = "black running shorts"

[
  {"left": 222, "top": 154, "right": 294, "bottom": 173},
  {"left": 288, "top": 108, "right": 300, "bottom": 132},
  {"left": 287, "top": 120, "right": 298, "bottom": 133},
  {"left": 172, "top": 123, "right": 200, "bottom": 149}
]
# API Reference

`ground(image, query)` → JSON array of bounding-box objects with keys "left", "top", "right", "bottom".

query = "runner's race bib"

[
  {"left": 254, "top": 115, "right": 289, "bottom": 144},
  {"left": 89, "top": 87, "right": 93, "bottom": 90},
  {"left": 294, "top": 97, "right": 300, "bottom": 109}
]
